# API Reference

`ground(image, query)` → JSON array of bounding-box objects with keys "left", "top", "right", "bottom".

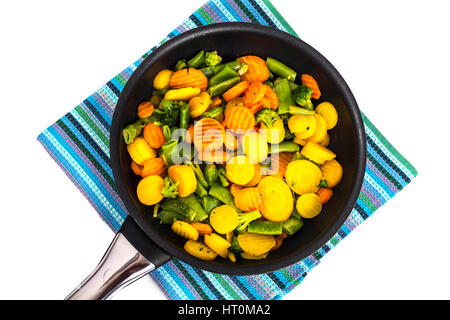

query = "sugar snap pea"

[
  {"left": 266, "top": 57, "right": 297, "bottom": 81},
  {"left": 208, "top": 76, "right": 241, "bottom": 98},
  {"left": 268, "top": 141, "right": 300, "bottom": 154},
  {"left": 209, "top": 65, "right": 239, "bottom": 87}
]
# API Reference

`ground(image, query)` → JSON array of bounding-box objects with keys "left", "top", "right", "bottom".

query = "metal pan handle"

[{"left": 65, "top": 216, "right": 170, "bottom": 300}]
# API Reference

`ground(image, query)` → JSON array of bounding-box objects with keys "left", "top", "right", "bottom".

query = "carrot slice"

[
  {"left": 222, "top": 81, "right": 250, "bottom": 102},
  {"left": 301, "top": 74, "right": 321, "bottom": 99},
  {"left": 237, "top": 56, "right": 270, "bottom": 83},
  {"left": 223, "top": 105, "right": 256, "bottom": 132},
  {"left": 243, "top": 82, "right": 266, "bottom": 106},
  {"left": 170, "top": 68, "right": 208, "bottom": 91},
  {"left": 262, "top": 85, "right": 279, "bottom": 110},
  {"left": 193, "top": 118, "right": 225, "bottom": 151}
]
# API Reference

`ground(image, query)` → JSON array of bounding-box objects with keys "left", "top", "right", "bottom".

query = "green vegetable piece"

[
  {"left": 236, "top": 210, "right": 262, "bottom": 233},
  {"left": 288, "top": 80, "right": 299, "bottom": 91},
  {"left": 201, "top": 196, "right": 222, "bottom": 215},
  {"left": 292, "top": 152, "right": 308, "bottom": 161},
  {"left": 122, "top": 116, "right": 154, "bottom": 144},
  {"left": 214, "top": 60, "right": 241, "bottom": 74},
  {"left": 204, "top": 50, "right": 222, "bottom": 67},
  {"left": 162, "top": 125, "right": 171, "bottom": 141},
  {"left": 149, "top": 94, "right": 163, "bottom": 107},
  {"left": 289, "top": 105, "right": 315, "bottom": 115},
  {"left": 201, "top": 66, "right": 215, "bottom": 78},
  {"left": 179, "top": 102, "right": 190, "bottom": 133},
  {"left": 209, "top": 65, "right": 239, "bottom": 87},
  {"left": 293, "top": 85, "right": 314, "bottom": 110},
  {"left": 247, "top": 220, "right": 283, "bottom": 235},
  {"left": 161, "top": 177, "right": 179, "bottom": 199},
  {"left": 161, "top": 198, "right": 195, "bottom": 221},
  {"left": 201, "top": 106, "right": 224, "bottom": 120},
  {"left": 255, "top": 108, "right": 279, "bottom": 128},
  {"left": 161, "top": 140, "right": 179, "bottom": 166},
  {"left": 266, "top": 57, "right": 297, "bottom": 81},
  {"left": 318, "top": 178, "right": 328, "bottom": 188},
  {"left": 209, "top": 182, "right": 234, "bottom": 206},
  {"left": 187, "top": 50, "right": 205, "bottom": 69},
  {"left": 274, "top": 78, "right": 293, "bottom": 114},
  {"left": 217, "top": 167, "right": 229, "bottom": 187},
  {"left": 204, "top": 164, "right": 219, "bottom": 186},
  {"left": 238, "top": 62, "right": 249, "bottom": 76},
  {"left": 208, "top": 76, "right": 241, "bottom": 98},
  {"left": 179, "top": 194, "right": 208, "bottom": 222},
  {"left": 268, "top": 141, "right": 300, "bottom": 154},
  {"left": 230, "top": 236, "right": 243, "bottom": 254},
  {"left": 188, "top": 163, "right": 209, "bottom": 189},
  {"left": 154, "top": 100, "right": 180, "bottom": 127},
  {"left": 157, "top": 210, "right": 185, "bottom": 224},
  {"left": 195, "top": 182, "right": 208, "bottom": 198},
  {"left": 175, "top": 59, "right": 187, "bottom": 71},
  {"left": 282, "top": 217, "right": 304, "bottom": 236}
]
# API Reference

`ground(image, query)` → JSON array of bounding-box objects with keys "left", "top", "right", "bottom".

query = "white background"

[{"left": 0, "top": 0, "right": 449, "bottom": 300}]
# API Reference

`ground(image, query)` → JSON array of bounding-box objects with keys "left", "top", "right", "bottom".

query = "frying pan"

[{"left": 66, "top": 22, "right": 366, "bottom": 300}]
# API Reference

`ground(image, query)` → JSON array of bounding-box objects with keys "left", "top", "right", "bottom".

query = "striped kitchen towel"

[{"left": 37, "top": 0, "right": 417, "bottom": 300}]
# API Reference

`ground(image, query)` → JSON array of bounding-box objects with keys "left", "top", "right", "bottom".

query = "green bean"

[
  {"left": 266, "top": 57, "right": 297, "bottom": 81},
  {"left": 200, "top": 106, "right": 224, "bottom": 120},
  {"left": 122, "top": 116, "right": 156, "bottom": 144},
  {"left": 289, "top": 106, "right": 315, "bottom": 115},
  {"left": 187, "top": 50, "right": 205, "bottom": 69},
  {"left": 217, "top": 167, "right": 229, "bottom": 187},
  {"left": 209, "top": 65, "right": 239, "bottom": 87},
  {"left": 269, "top": 141, "right": 300, "bottom": 154},
  {"left": 274, "top": 78, "right": 293, "bottom": 114},
  {"left": 214, "top": 60, "right": 241, "bottom": 74},
  {"left": 247, "top": 220, "right": 283, "bottom": 235},
  {"left": 208, "top": 76, "right": 241, "bottom": 98},
  {"left": 282, "top": 216, "right": 304, "bottom": 236},
  {"left": 188, "top": 163, "right": 209, "bottom": 188},
  {"left": 179, "top": 102, "right": 190, "bottom": 130},
  {"left": 288, "top": 80, "right": 299, "bottom": 91}
]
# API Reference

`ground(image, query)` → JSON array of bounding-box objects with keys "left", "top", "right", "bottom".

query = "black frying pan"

[{"left": 66, "top": 22, "right": 366, "bottom": 300}]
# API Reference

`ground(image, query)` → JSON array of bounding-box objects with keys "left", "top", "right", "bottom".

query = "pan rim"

[{"left": 110, "top": 22, "right": 367, "bottom": 275}]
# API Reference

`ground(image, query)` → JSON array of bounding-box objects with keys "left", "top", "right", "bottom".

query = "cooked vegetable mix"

[{"left": 123, "top": 50, "right": 343, "bottom": 261}]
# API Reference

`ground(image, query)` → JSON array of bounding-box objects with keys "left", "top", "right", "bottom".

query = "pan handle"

[{"left": 65, "top": 216, "right": 170, "bottom": 300}]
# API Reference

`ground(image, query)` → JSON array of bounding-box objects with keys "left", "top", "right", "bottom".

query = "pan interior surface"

[{"left": 111, "top": 23, "right": 366, "bottom": 275}]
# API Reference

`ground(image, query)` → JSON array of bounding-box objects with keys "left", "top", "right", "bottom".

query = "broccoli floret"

[
  {"left": 175, "top": 59, "right": 187, "bottom": 71},
  {"left": 238, "top": 62, "right": 249, "bottom": 76},
  {"left": 236, "top": 210, "right": 262, "bottom": 233},
  {"left": 318, "top": 178, "right": 328, "bottom": 188},
  {"left": 161, "top": 177, "right": 179, "bottom": 198},
  {"left": 204, "top": 51, "right": 222, "bottom": 67},
  {"left": 293, "top": 85, "right": 314, "bottom": 110},
  {"left": 255, "top": 108, "right": 279, "bottom": 128},
  {"left": 154, "top": 100, "right": 181, "bottom": 127}
]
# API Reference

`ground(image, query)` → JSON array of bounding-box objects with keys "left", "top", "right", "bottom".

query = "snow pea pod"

[
  {"left": 268, "top": 141, "right": 300, "bottom": 154},
  {"left": 266, "top": 57, "right": 297, "bottom": 81},
  {"left": 247, "top": 220, "right": 283, "bottom": 235},
  {"left": 274, "top": 78, "right": 293, "bottom": 114},
  {"left": 282, "top": 216, "right": 304, "bottom": 236},
  {"left": 208, "top": 76, "right": 241, "bottom": 98},
  {"left": 289, "top": 105, "right": 315, "bottom": 115},
  {"left": 187, "top": 50, "right": 205, "bottom": 69},
  {"left": 204, "top": 164, "right": 219, "bottom": 186},
  {"left": 209, "top": 65, "right": 240, "bottom": 87}
]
